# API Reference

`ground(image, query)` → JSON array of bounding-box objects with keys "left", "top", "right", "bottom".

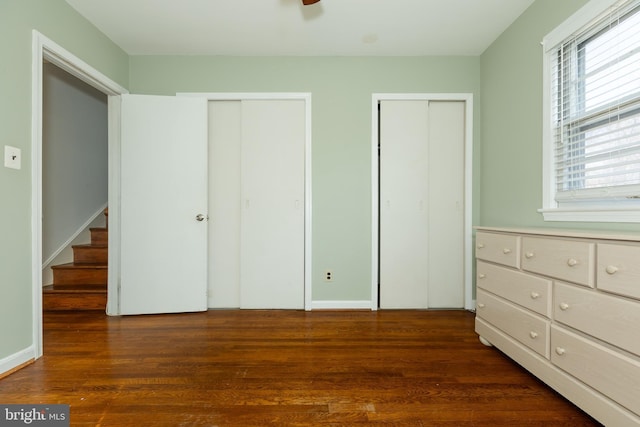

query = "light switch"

[{"left": 4, "top": 145, "right": 21, "bottom": 170}]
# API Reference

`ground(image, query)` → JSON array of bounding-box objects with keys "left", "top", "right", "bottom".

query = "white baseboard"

[
  {"left": 310, "top": 300, "right": 374, "bottom": 310},
  {"left": 0, "top": 346, "right": 36, "bottom": 378}
]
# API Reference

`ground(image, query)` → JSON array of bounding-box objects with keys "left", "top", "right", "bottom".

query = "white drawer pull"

[
  {"left": 478, "top": 273, "right": 486, "bottom": 279},
  {"left": 477, "top": 303, "right": 485, "bottom": 309},
  {"left": 530, "top": 292, "right": 540, "bottom": 299},
  {"left": 529, "top": 331, "right": 538, "bottom": 339},
  {"left": 524, "top": 252, "right": 534, "bottom": 259},
  {"left": 567, "top": 258, "right": 578, "bottom": 267},
  {"left": 555, "top": 347, "right": 566, "bottom": 356},
  {"left": 503, "top": 248, "right": 512, "bottom": 254},
  {"left": 559, "top": 302, "right": 570, "bottom": 311},
  {"left": 477, "top": 243, "right": 485, "bottom": 249},
  {"left": 605, "top": 265, "right": 619, "bottom": 275}
]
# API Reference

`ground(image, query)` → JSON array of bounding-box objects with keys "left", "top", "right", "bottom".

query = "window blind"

[{"left": 551, "top": 0, "right": 640, "bottom": 201}]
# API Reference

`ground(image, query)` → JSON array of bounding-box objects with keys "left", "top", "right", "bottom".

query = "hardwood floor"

[{"left": 0, "top": 310, "right": 600, "bottom": 426}]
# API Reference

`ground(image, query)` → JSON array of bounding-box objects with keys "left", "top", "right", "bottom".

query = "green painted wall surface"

[
  {"left": 0, "top": 0, "right": 128, "bottom": 361},
  {"left": 480, "top": 0, "right": 640, "bottom": 232},
  {"left": 129, "top": 56, "right": 481, "bottom": 302}
]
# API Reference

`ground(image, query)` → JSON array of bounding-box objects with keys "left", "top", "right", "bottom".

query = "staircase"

[{"left": 43, "top": 208, "right": 108, "bottom": 311}]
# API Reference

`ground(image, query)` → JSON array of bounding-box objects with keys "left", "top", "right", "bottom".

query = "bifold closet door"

[
  {"left": 379, "top": 100, "right": 464, "bottom": 309},
  {"left": 208, "top": 99, "right": 305, "bottom": 309}
]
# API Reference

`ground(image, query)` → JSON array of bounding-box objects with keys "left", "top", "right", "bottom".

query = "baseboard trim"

[{"left": 0, "top": 346, "right": 36, "bottom": 379}]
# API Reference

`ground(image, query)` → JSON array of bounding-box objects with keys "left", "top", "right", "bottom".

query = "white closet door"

[
  {"left": 379, "top": 100, "right": 430, "bottom": 309},
  {"left": 240, "top": 100, "right": 305, "bottom": 309},
  {"left": 208, "top": 101, "right": 241, "bottom": 308},
  {"left": 427, "top": 101, "right": 465, "bottom": 308},
  {"left": 379, "top": 100, "right": 465, "bottom": 309},
  {"left": 120, "top": 94, "right": 208, "bottom": 315}
]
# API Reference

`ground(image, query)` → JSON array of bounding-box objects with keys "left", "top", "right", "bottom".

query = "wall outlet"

[
  {"left": 324, "top": 270, "right": 334, "bottom": 282},
  {"left": 4, "top": 145, "right": 21, "bottom": 170}
]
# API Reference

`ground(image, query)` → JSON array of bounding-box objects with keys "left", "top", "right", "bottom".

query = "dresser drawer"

[
  {"left": 597, "top": 243, "right": 640, "bottom": 301},
  {"left": 476, "top": 289, "right": 550, "bottom": 358},
  {"left": 521, "top": 237, "right": 595, "bottom": 287},
  {"left": 475, "top": 232, "right": 520, "bottom": 268},
  {"left": 476, "top": 261, "right": 551, "bottom": 317},
  {"left": 551, "top": 325, "right": 640, "bottom": 417},
  {"left": 554, "top": 282, "right": 640, "bottom": 357}
]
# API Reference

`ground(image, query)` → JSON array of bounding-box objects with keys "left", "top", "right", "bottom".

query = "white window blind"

[{"left": 551, "top": 0, "right": 640, "bottom": 202}]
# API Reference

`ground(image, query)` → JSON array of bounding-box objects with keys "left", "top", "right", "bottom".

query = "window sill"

[{"left": 538, "top": 207, "right": 640, "bottom": 223}]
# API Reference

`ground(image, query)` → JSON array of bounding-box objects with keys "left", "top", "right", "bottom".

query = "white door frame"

[
  {"left": 31, "top": 31, "right": 127, "bottom": 358},
  {"left": 371, "top": 93, "right": 474, "bottom": 311},
  {"left": 179, "top": 93, "right": 313, "bottom": 311}
]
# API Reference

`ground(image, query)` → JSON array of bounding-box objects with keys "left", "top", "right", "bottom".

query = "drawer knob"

[
  {"left": 605, "top": 265, "right": 619, "bottom": 275},
  {"left": 477, "top": 243, "right": 485, "bottom": 249},
  {"left": 555, "top": 347, "right": 566, "bottom": 356},
  {"left": 477, "top": 303, "right": 485, "bottom": 309},
  {"left": 567, "top": 258, "right": 579, "bottom": 267},
  {"left": 559, "top": 302, "right": 570, "bottom": 311},
  {"left": 524, "top": 252, "right": 534, "bottom": 259},
  {"left": 530, "top": 292, "right": 540, "bottom": 299},
  {"left": 478, "top": 273, "right": 486, "bottom": 279},
  {"left": 503, "top": 248, "right": 512, "bottom": 254},
  {"left": 529, "top": 331, "right": 538, "bottom": 339}
]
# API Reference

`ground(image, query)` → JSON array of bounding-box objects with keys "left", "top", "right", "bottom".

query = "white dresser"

[{"left": 475, "top": 227, "right": 640, "bottom": 426}]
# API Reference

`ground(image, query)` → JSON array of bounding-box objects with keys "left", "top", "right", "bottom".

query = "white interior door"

[
  {"left": 120, "top": 94, "right": 208, "bottom": 315},
  {"left": 240, "top": 100, "right": 305, "bottom": 309},
  {"left": 379, "top": 100, "right": 465, "bottom": 309}
]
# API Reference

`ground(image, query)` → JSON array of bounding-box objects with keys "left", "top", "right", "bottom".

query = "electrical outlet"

[
  {"left": 324, "top": 270, "right": 334, "bottom": 282},
  {"left": 4, "top": 145, "right": 21, "bottom": 170}
]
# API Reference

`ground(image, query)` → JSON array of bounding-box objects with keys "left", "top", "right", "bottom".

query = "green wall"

[
  {"left": 0, "top": 0, "right": 128, "bottom": 361},
  {"left": 129, "top": 56, "right": 481, "bottom": 302},
  {"left": 479, "top": 0, "right": 640, "bottom": 233}
]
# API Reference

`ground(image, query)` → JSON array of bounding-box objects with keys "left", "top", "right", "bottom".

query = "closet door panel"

[
  {"left": 379, "top": 100, "right": 430, "bottom": 308},
  {"left": 240, "top": 100, "right": 305, "bottom": 309}
]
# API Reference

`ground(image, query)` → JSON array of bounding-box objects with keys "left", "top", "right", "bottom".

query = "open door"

[{"left": 119, "top": 94, "right": 208, "bottom": 315}]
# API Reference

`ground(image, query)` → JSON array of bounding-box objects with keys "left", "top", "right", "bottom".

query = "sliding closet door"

[
  {"left": 240, "top": 100, "right": 305, "bottom": 309},
  {"left": 379, "top": 100, "right": 465, "bottom": 309},
  {"left": 427, "top": 101, "right": 465, "bottom": 308},
  {"left": 379, "top": 100, "right": 430, "bottom": 308},
  {"left": 208, "top": 99, "right": 305, "bottom": 309},
  {"left": 208, "top": 101, "right": 242, "bottom": 308}
]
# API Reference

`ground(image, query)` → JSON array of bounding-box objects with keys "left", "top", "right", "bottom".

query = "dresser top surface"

[{"left": 475, "top": 226, "right": 640, "bottom": 242}]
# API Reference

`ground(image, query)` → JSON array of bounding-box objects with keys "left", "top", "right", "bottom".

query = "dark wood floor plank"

[{"left": 0, "top": 310, "right": 601, "bottom": 426}]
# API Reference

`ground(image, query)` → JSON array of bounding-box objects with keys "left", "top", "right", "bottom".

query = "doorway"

[
  {"left": 371, "top": 94, "right": 474, "bottom": 310},
  {"left": 31, "top": 31, "right": 128, "bottom": 358}
]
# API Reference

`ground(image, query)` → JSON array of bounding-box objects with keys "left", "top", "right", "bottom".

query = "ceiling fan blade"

[{"left": 302, "top": 0, "right": 320, "bottom": 5}]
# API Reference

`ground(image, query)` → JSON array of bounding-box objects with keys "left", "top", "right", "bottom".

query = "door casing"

[{"left": 31, "top": 31, "right": 128, "bottom": 359}]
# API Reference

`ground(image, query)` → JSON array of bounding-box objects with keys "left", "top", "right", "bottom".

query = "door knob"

[{"left": 196, "top": 214, "right": 207, "bottom": 222}]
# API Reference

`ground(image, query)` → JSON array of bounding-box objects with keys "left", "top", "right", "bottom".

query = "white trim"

[
  {"left": 179, "top": 92, "right": 313, "bottom": 311},
  {"left": 0, "top": 346, "right": 35, "bottom": 377},
  {"left": 31, "top": 31, "right": 127, "bottom": 357},
  {"left": 371, "top": 93, "right": 474, "bottom": 311},
  {"left": 41, "top": 202, "right": 108, "bottom": 268},
  {"left": 311, "top": 300, "right": 373, "bottom": 310},
  {"left": 538, "top": 207, "right": 640, "bottom": 222}
]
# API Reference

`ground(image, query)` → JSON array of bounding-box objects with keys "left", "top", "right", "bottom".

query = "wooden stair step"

[
  {"left": 52, "top": 263, "right": 107, "bottom": 285},
  {"left": 73, "top": 244, "right": 107, "bottom": 264},
  {"left": 43, "top": 285, "right": 106, "bottom": 311},
  {"left": 90, "top": 227, "right": 108, "bottom": 246}
]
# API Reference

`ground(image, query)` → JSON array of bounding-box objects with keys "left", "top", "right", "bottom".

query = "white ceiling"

[{"left": 65, "top": 0, "right": 535, "bottom": 56}]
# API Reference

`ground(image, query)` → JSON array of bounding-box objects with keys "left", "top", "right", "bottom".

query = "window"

[{"left": 541, "top": 0, "right": 640, "bottom": 222}]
